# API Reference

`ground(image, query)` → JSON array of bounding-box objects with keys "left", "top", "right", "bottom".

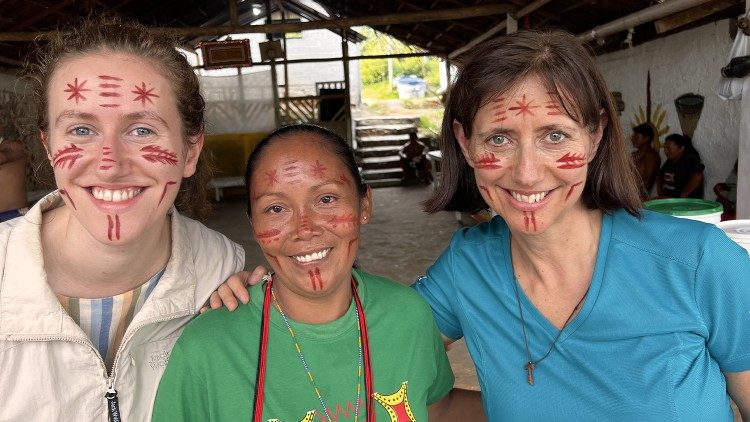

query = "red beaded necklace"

[{"left": 252, "top": 277, "right": 375, "bottom": 421}]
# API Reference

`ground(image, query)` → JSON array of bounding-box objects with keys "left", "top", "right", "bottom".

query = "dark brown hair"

[
  {"left": 423, "top": 29, "right": 642, "bottom": 216},
  {"left": 23, "top": 15, "right": 212, "bottom": 219},
  {"left": 244, "top": 123, "right": 367, "bottom": 216}
]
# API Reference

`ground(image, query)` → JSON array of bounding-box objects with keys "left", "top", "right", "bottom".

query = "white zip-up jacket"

[{"left": 0, "top": 192, "right": 245, "bottom": 421}]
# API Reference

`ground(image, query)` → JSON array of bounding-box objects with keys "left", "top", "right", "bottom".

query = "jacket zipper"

[{"left": 7, "top": 309, "right": 191, "bottom": 420}]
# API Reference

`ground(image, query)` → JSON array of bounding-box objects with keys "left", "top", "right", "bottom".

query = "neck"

[
  {"left": 510, "top": 206, "right": 602, "bottom": 291},
  {"left": 42, "top": 206, "right": 172, "bottom": 298},
  {"left": 272, "top": 277, "right": 353, "bottom": 324}
]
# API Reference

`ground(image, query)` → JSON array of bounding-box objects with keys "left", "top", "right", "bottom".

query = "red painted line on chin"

[
  {"left": 566, "top": 182, "right": 583, "bottom": 201},
  {"left": 115, "top": 214, "right": 121, "bottom": 240},
  {"left": 107, "top": 215, "right": 113, "bottom": 241}
]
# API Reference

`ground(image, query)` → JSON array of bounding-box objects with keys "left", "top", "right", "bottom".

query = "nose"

[
  {"left": 294, "top": 210, "right": 323, "bottom": 240},
  {"left": 511, "top": 143, "right": 545, "bottom": 187},
  {"left": 95, "top": 132, "right": 127, "bottom": 178}
]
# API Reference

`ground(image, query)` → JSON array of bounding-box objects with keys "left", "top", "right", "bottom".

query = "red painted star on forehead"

[
  {"left": 131, "top": 82, "right": 160, "bottom": 106},
  {"left": 310, "top": 160, "right": 327, "bottom": 178},
  {"left": 508, "top": 94, "right": 539, "bottom": 117},
  {"left": 64, "top": 78, "right": 90, "bottom": 104}
]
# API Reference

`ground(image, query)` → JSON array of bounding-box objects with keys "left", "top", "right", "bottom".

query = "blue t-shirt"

[{"left": 413, "top": 209, "right": 750, "bottom": 421}]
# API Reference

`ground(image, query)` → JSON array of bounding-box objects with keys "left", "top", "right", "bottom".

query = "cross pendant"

[{"left": 524, "top": 362, "right": 535, "bottom": 385}]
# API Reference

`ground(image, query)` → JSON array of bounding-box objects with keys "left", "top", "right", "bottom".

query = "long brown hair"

[
  {"left": 23, "top": 15, "right": 212, "bottom": 219},
  {"left": 423, "top": 29, "right": 641, "bottom": 216}
]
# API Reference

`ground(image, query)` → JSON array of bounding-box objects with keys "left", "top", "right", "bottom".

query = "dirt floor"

[{"left": 203, "top": 184, "right": 481, "bottom": 390}]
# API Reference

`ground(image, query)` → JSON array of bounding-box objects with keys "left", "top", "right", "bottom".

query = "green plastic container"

[{"left": 644, "top": 198, "right": 723, "bottom": 224}]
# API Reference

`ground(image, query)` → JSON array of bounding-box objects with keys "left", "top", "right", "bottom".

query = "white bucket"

[
  {"left": 717, "top": 220, "right": 750, "bottom": 254},
  {"left": 644, "top": 199, "right": 723, "bottom": 226}
]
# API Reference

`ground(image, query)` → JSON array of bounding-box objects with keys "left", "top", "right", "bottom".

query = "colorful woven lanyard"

[{"left": 252, "top": 278, "right": 375, "bottom": 422}]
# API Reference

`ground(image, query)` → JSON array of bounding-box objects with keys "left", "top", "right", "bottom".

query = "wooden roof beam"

[
  {"left": 8, "top": 0, "right": 74, "bottom": 31},
  {"left": 0, "top": 3, "right": 517, "bottom": 41},
  {"left": 654, "top": 0, "right": 741, "bottom": 33}
]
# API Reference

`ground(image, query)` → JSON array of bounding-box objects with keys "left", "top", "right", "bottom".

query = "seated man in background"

[
  {"left": 0, "top": 137, "right": 28, "bottom": 222},
  {"left": 630, "top": 123, "right": 660, "bottom": 200},
  {"left": 399, "top": 132, "right": 431, "bottom": 184}
]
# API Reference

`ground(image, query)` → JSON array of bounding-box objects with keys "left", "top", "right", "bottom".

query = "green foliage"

[{"left": 362, "top": 81, "right": 398, "bottom": 100}]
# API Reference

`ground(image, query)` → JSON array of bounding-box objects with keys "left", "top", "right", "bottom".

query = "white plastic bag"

[{"left": 718, "top": 32, "right": 748, "bottom": 100}]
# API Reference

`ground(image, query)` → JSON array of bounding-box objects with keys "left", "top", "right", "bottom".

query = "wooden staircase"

[{"left": 354, "top": 116, "right": 420, "bottom": 188}]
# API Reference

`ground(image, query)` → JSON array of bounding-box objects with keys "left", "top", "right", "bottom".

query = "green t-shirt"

[{"left": 152, "top": 269, "right": 454, "bottom": 421}]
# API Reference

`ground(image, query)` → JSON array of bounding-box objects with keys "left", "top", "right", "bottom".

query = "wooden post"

[
  {"left": 266, "top": 0, "right": 280, "bottom": 128},
  {"left": 506, "top": 13, "right": 518, "bottom": 34},
  {"left": 228, "top": 0, "right": 239, "bottom": 28},
  {"left": 739, "top": 1, "right": 750, "bottom": 218},
  {"left": 342, "top": 29, "right": 353, "bottom": 143}
]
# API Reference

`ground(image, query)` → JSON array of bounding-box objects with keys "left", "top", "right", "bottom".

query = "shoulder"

[
  {"left": 449, "top": 216, "right": 504, "bottom": 246},
  {"left": 354, "top": 269, "right": 434, "bottom": 317},
  {"left": 609, "top": 209, "right": 718, "bottom": 268},
  {"left": 178, "top": 289, "right": 261, "bottom": 348},
  {"left": 173, "top": 211, "right": 245, "bottom": 272}
]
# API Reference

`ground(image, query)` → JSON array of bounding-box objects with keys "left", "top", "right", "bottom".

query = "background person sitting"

[
  {"left": 714, "top": 159, "right": 738, "bottom": 219},
  {"left": 399, "top": 131, "right": 431, "bottom": 184},
  {"left": 630, "top": 123, "right": 660, "bottom": 200},
  {"left": 0, "top": 137, "right": 28, "bottom": 222},
  {"left": 656, "top": 133, "right": 704, "bottom": 199}
]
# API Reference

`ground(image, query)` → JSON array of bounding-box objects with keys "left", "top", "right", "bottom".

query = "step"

[
  {"left": 365, "top": 178, "right": 404, "bottom": 188},
  {"left": 355, "top": 145, "right": 402, "bottom": 158},
  {"left": 356, "top": 124, "right": 416, "bottom": 137},
  {"left": 356, "top": 134, "right": 410, "bottom": 147},
  {"left": 360, "top": 156, "right": 401, "bottom": 170},
  {"left": 361, "top": 168, "right": 403, "bottom": 180},
  {"left": 354, "top": 116, "right": 421, "bottom": 127}
]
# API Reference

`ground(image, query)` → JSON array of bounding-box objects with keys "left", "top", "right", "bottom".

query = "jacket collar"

[{"left": 0, "top": 191, "right": 197, "bottom": 337}]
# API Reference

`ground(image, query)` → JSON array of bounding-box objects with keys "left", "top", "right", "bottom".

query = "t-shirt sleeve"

[
  {"left": 412, "top": 241, "right": 464, "bottom": 340},
  {"left": 426, "top": 317, "right": 456, "bottom": 405},
  {"left": 695, "top": 227, "right": 750, "bottom": 373},
  {"left": 151, "top": 341, "right": 209, "bottom": 421}
]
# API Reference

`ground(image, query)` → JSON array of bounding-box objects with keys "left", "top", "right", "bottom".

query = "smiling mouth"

[
  {"left": 90, "top": 187, "right": 143, "bottom": 202},
  {"left": 510, "top": 190, "right": 549, "bottom": 204},
  {"left": 292, "top": 248, "right": 331, "bottom": 264}
]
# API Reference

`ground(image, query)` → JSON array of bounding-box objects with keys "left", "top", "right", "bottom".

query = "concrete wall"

[{"left": 596, "top": 19, "right": 740, "bottom": 197}]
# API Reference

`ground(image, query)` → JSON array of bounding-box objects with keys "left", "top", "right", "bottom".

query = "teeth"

[
  {"left": 511, "top": 190, "right": 547, "bottom": 204},
  {"left": 92, "top": 187, "right": 142, "bottom": 202},
  {"left": 293, "top": 248, "right": 330, "bottom": 263}
]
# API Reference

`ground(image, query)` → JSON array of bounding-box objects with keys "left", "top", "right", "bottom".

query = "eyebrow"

[
  {"left": 53, "top": 110, "right": 169, "bottom": 128},
  {"left": 475, "top": 123, "right": 580, "bottom": 139},
  {"left": 252, "top": 179, "right": 345, "bottom": 200}
]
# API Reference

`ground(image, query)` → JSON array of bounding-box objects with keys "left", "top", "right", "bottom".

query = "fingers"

[
  {"left": 248, "top": 265, "right": 268, "bottom": 286},
  {"left": 228, "top": 275, "right": 250, "bottom": 305},
  {"left": 216, "top": 283, "right": 239, "bottom": 311}
]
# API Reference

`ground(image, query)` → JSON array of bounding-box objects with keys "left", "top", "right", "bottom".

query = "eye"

[
  {"left": 131, "top": 127, "right": 153, "bottom": 136},
  {"left": 488, "top": 134, "right": 508, "bottom": 146},
  {"left": 547, "top": 131, "right": 567, "bottom": 143},
  {"left": 320, "top": 195, "right": 336, "bottom": 204},
  {"left": 265, "top": 205, "right": 284, "bottom": 214},
  {"left": 70, "top": 126, "right": 93, "bottom": 136}
]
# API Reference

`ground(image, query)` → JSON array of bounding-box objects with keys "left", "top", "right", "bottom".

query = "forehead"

[
  {"left": 48, "top": 53, "right": 173, "bottom": 109},
  {"left": 256, "top": 135, "right": 344, "bottom": 170}
]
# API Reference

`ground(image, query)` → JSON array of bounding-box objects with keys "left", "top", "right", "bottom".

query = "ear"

[
  {"left": 360, "top": 186, "right": 373, "bottom": 225},
  {"left": 39, "top": 131, "right": 52, "bottom": 161},
  {"left": 588, "top": 111, "right": 607, "bottom": 162},
  {"left": 453, "top": 119, "right": 474, "bottom": 167},
  {"left": 182, "top": 131, "right": 204, "bottom": 178}
]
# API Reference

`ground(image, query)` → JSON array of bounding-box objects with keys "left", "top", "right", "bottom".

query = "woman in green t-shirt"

[{"left": 153, "top": 124, "right": 484, "bottom": 421}]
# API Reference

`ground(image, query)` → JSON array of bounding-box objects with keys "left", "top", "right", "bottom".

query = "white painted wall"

[{"left": 596, "top": 19, "right": 740, "bottom": 199}]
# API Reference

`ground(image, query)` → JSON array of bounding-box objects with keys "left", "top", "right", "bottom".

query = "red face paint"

[
  {"left": 59, "top": 189, "right": 77, "bottom": 210},
  {"left": 264, "top": 170, "right": 279, "bottom": 187},
  {"left": 326, "top": 213, "right": 359, "bottom": 228},
  {"left": 132, "top": 82, "right": 160, "bottom": 106},
  {"left": 98, "top": 166, "right": 112, "bottom": 170},
  {"left": 347, "top": 237, "right": 358, "bottom": 257},
  {"left": 266, "top": 254, "right": 281, "bottom": 267},
  {"left": 98, "top": 75, "right": 123, "bottom": 81},
  {"left": 478, "top": 185, "right": 492, "bottom": 201},
  {"left": 556, "top": 152, "right": 586, "bottom": 169},
  {"left": 308, "top": 268, "right": 324, "bottom": 290},
  {"left": 545, "top": 101, "right": 564, "bottom": 116},
  {"left": 523, "top": 211, "right": 537, "bottom": 232},
  {"left": 566, "top": 182, "right": 583, "bottom": 201},
  {"left": 298, "top": 216, "right": 311, "bottom": 231},
  {"left": 338, "top": 173, "right": 352, "bottom": 187},
  {"left": 255, "top": 228, "right": 281, "bottom": 245},
  {"left": 52, "top": 144, "right": 84, "bottom": 169},
  {"left": 310, "top": 160, "right": 327, "bottom": 178},
  {"left": 508, "top": 94, "right": 539, "bottom": 117},
  {"left": 282, "top": 161, "right": 302, "bottom": 183},
  {"left": 140, "top": 145, "right": 178, "bottom": 165},
  {"left": 107, "top": 214, "right": 121, "bottom": 241},
  {"left": 97, "top": 76, "right": 122, "bottom": 107},
  {"left": 491, "top": 97, "right": 507, "bottom": 122},
  {"left": 474, "top": 152, "right": 502, "bottom": 169},
  {"left": 64, "top": 78, "right": 90, "bottom": 104},
  {"left": 158, "top": 181, "right": 178, "bottom": 206}
]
